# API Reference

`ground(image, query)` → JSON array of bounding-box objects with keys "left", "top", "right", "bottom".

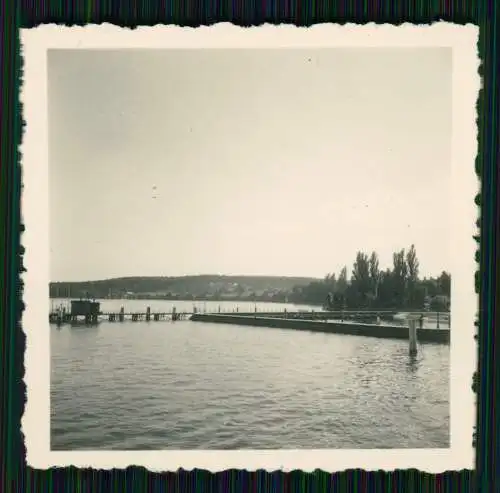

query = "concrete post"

[{"left": 408, "top": 318, "right": 418, "bottom": 356}]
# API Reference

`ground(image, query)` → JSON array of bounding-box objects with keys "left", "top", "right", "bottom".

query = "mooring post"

[
  {"left": 408, "top": 318, "right": 418, "bottom": 356},
  {"left": 146, "top": 306, "right": 151, "bottom": 322},
  {"left": 284, "top": 308, "right": 287, "bottom": 319},
  {"left": 119, "top": 306, "right": 124, "bottom": 322},
  {"left": 436, "top": 311, "right": 440, "bottom": 329},
  {"left": 172, "top": 306, "right": 177, "bottom": 321}
]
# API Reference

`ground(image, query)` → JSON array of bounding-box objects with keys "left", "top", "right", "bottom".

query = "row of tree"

[{"left": 289, "top": 245, "right": 451, "bottom": 311}]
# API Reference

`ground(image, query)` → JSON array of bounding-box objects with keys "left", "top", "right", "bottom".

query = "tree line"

[{"left": 289, "top": 245, "right": 451, "bottom": 311}]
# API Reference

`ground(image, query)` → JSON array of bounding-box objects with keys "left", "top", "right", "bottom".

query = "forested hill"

[{"left": 49, "top": 275, "right": 319, "bottom": 300}]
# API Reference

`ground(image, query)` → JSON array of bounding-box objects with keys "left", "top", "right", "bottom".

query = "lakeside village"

[
  {"left": 50, "top": 246, "right": 451, "bottom": 314},
  {"left": 50, "top": 247, "right": 451, "bottom": 349}
]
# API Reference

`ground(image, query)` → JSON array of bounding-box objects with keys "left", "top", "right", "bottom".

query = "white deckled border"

[{"left": 20, "top": 22, "right": 479, "bottom": 473}]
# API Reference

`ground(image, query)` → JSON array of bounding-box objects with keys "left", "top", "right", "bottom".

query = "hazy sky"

[{"left": 48, "top": 48, "right": 451, "bottom": 282}]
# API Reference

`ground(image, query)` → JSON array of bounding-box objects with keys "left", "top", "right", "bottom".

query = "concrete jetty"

[{"left": 190, "top": 313, "right": 450, "bottom": 344}]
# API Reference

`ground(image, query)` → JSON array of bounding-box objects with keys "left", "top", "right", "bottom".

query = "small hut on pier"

[{"left": 70, "top": 299, "right": 101, "bottom": 317}]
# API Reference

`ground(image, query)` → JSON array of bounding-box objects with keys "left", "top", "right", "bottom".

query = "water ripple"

[{"left": 51, "top": 314, "right": 449, "bottom": 449}]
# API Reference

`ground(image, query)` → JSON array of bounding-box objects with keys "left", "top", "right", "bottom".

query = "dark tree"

[
  {"left": 336, "top": 266, "right": 348, "bottom": 294},
  {"left": 437, "top": 271, "right": 451, "bottom": 297},
  {"left": 369, "top": 251, "right": 380, "bottom": 303},
  {"left": 351, "top": 252, "right": 371, "bottom": 308},
  {"left": 406, "top": 244, "right": 420, "bottom": 308}
]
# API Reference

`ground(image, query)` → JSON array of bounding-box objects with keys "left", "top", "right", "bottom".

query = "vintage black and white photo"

[{"left": 21, "top": 24, "right": 477, "bottom": 472}]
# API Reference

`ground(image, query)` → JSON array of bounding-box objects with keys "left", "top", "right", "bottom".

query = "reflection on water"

[{"left": 50, "top": 300, "right": 450, "bottom": 450}]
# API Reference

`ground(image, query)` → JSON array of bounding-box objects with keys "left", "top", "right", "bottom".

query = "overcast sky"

[{"left": 48, "top": 48, "right": 451, "bottom": 282}]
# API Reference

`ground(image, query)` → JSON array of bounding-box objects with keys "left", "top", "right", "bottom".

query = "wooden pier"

[
  {"left": 49, "top": 310, "right": 190, "bottom": 325},
  {"left": 49, "top": 300, "right": 450, "bottom": 333},
  {"left": 49, "top": 300, "right": 190, "bottom": 326}
]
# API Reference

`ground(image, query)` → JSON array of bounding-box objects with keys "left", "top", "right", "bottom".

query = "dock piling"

[
  {"left": 146, "top": 306, "right": 151, "bottom": 322},
  {"left": 408, "top": 318, "right": 418, "bottom": 356},
  {"left": 119, "top": 307, "right": 125, "bottom": 322}
]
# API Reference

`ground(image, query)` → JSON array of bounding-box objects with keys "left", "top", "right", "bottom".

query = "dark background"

[{"left": 2, "top": 1, "right": 497, "bottom": 491}]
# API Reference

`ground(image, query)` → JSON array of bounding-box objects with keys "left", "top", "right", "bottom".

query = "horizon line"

[
  {"left": 49, "top": 270, "right": 451, "bottom": 284},
  {"left": 49, "top": 273, "right": 323, "bottom": 284}
]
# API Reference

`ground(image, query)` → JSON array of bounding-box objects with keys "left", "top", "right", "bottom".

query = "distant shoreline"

[{"left": 49, "top": 295, "right": 321, "bottom": 306}]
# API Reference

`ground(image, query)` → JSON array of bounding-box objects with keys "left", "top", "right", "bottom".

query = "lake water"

[{"left": 50, "top": 299, "right": 450, "bottom": 449}]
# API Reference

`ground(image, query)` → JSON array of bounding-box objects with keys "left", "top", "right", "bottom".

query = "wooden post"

[
  {"left": 172, "top": 306, "right": 177, "bottom": 321},
  {"left": 146, "top": 306, "right": 151, "bottom": 322},
  {"left": 119, "top": 306, "right": 125, "bottom": 322},
  {"left": 408, "top": 318, "right": 418, "bottom": 356},
  {"left": 437, "top": 311, "right": 440, "bottom": 329}
]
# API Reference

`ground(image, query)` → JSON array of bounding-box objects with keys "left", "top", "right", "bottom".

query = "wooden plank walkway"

[{"left": 49, "top": 310, "right": 191, "bottom": 325}]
